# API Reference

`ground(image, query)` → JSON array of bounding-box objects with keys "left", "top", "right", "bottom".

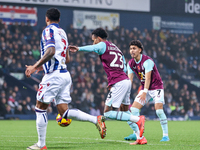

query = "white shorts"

[
  {"left": 37, "top": 70, "right": 72, "bottom": 105},
  {"left": 105, "top": 79, "right": 131, "bottom": 108},
  {"left": 134, "top": 89, "right": 165, "bottom": 106}
]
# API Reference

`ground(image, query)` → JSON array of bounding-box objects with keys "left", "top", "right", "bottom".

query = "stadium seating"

[{"left": 0, "top": 22, "right": 200, "bottom": 119}]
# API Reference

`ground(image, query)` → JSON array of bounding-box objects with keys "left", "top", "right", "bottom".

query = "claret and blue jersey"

[
  {"left": 40, "top": 23, "right": 68, "bottom": 74},
  {"left": 78, "top": 41, "right": 128, "bottom": 86},
  {"left": 127, "top": 54, "right": 163, "bottom": 90}
]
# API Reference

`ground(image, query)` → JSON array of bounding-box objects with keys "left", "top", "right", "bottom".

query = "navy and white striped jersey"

[{"left": 40, "top": 23, "right": 68, "bottom": 74}]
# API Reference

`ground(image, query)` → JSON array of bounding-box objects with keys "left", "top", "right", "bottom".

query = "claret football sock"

[
  {"left": 35, "top": 107, "right": 48, "bottom": 148},
  {"left": 63, "top": 109, "right": 97, "bottom": 124}
]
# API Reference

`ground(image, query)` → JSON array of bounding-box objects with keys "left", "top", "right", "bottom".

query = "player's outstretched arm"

[
  {"left": 68, "top": 45, "right": 79, "bottom": 53},
  {"left": 70, "top": 42, "right": 106, "bottom": 55},
  {"left": 65, "top": 48, "right": 70, "bottom": 64}
]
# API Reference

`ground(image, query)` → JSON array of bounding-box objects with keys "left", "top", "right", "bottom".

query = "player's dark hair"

[
  {"left": 129, "top": 40, "right": 144, "bottom": 54},
  {"left": 92, "top": 28, "right": 108, "bottom": 39},
  {"left": 46, "top": 8, "right": 60, "bottom": 22}
]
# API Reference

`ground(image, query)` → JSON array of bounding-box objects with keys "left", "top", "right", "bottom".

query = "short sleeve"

[
  {"left": 143, "top": 59, "right": 154, "bottom": 73},
  {"left": 43, "top": 28, "right": 55, "bottom": 48}
]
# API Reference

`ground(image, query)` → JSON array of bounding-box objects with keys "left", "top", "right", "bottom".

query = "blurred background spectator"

[{"left": 0, "top": 21, "right": 200, "bottom": 119}]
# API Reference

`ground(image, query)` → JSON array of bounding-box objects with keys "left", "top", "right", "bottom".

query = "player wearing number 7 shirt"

[
  {"left": 25, "top": 8, "right": 106, "bottom": 150},
  {"left": 125, "top": 40, "right": 169, "bottom": 145},
  {"left": 68, "top": 28, "right": 145, "bottom": 145}
]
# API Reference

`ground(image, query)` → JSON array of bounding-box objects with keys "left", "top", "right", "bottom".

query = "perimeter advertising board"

[
  {"left": 152, "top": 16, "right": 194, "bottom": 34},
  {"left": 0, "top": 0, "right": 150, "bottom": 12},
  {"left": 73, "top": 10, "right": 119, "bottom": 30},
  {"left": 151, "top": 0, "right": 200, "bottom": 15}
]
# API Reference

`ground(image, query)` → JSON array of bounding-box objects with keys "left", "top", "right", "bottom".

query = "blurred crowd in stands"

[{"left": 0, "top": 19, "right": 200, "bottom": 119}]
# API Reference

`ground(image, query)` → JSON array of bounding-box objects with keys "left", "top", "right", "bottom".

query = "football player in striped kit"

[{"left": 25, "top": 8, "right": 106, "bottom": 150}]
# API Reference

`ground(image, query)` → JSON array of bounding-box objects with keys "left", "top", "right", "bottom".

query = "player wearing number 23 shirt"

[
  {"left": 71, "top": 36, "right": 128, "bottom": 86},
  {"left": 69, "top": 28, "right": 146, "bottom": 143},
  {"left": 97, "top": 40, "right": 129, "bottom": 86}
]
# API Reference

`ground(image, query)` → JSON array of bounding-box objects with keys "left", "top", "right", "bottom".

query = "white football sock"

[
  {"left": 130, "top": 115, "right": 140, "bottom": 123},
  {"left": 63, "top": 109, "right": 97, "bottom": 124},
  {"left": 35, "top": 107, "right": 48, "bottom": 147},
  {"left": 135, "top": 130, "right": 143, "bottom": 140},
  {"left": 126, "top": 108, "right": 140, "bottom": 132}
]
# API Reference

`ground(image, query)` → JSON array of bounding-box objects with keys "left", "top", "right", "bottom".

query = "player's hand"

[
  {"left": 25, "top": 65, "right": 37, "bottom": 78},
  {"left": 35, "top": 66, "right": 43, "bottom": 74},
  {"left": 68, "top": 45, "right": 79, "bottom": 53},
  {"left": 137, "top": 92, "right": 146, "bottom": 104}
]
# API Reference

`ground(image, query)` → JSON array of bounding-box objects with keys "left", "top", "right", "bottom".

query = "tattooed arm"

[
  {"left": 25, "top": 47, "right": 55, "bottom": 77},
  {"left": 65, "top": 48, "right": 70, "bottom": 64}
]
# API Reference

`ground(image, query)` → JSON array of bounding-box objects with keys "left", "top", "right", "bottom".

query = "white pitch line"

[{"left": 0, "top": 135, "right": 129, "bottom": 144}]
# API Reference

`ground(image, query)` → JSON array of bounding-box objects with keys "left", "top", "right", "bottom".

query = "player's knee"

[
  {"left": 130, "top": 107, "right": 140, "bottom": 116},
  {"left": 112, "top": 106, "right": 119, "bottom": 111},
  {"left": 36, "top": 101, "right": 49, "bottom": 110}
]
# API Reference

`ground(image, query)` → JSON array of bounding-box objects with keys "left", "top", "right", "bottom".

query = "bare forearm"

[
  {"left": 128, "top": 73, "right": 134, "bottom": 83},
  {"left": 144, "top": 78, "right": 151, "bottom": 89},
  {"left": 65, "top": 49, "right": 70, "bottom": 64},
  {"left": 34, "top": 47, "right": 55, "bottom": 68},
  {"left": 144, "top": 71, "right": 152, "bottom": 90}
]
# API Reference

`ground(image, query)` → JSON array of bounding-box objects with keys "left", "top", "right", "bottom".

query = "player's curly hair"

[
  {"left": 92, "top": 28, "right": 108, "bottom": 39},
  {"left": 129, "top": 40, "right": 144, "bottom": 54},
  {"left": 46, "top": 8, "right": 60, "bottom": 22}
]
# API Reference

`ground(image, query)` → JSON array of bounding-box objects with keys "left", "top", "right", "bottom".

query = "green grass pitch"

[{"left": 0, "top": 120, "right": 199, "bottom": 150}]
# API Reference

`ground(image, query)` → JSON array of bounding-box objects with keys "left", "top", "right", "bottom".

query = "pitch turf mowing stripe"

[{"left": 0, "top": 135, "right": 173, "bottom": 145}]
